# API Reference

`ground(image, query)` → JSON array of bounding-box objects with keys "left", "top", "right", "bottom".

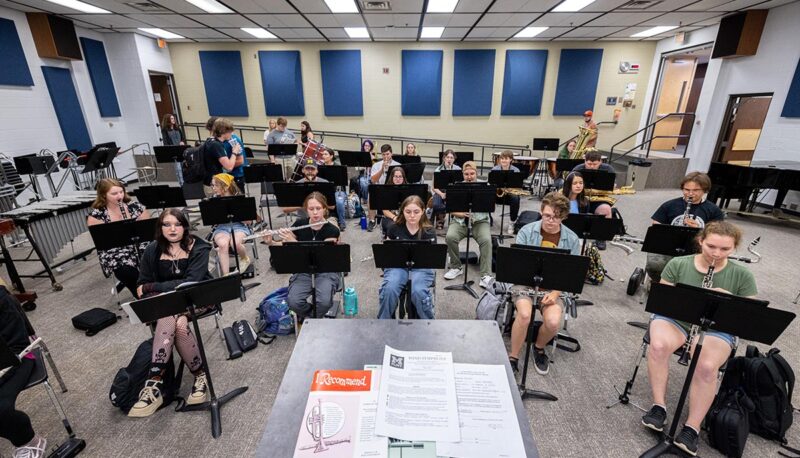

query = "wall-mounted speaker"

[
  {"left": 26, "top": 13, "right": 82, "bottom": 61},
  {"left": 711, "top": 10, "right": 768, "bottom": 59}
]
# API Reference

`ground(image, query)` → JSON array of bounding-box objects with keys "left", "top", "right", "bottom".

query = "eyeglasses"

[
  {"left": 161, "top": 223, "right": 183, "bottom": 228},
  {"left": 541, "top": 213, "right": 563, "bottom": 221},
  {"left": 682, "top": 187, "right": 703, "bottom": 193}
]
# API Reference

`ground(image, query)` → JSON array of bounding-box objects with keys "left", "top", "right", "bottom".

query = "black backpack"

[
  {"left": 71, "top": 307, "right": 118, "bottom": 336},
  {"left": 182, "top": 140, "right": 209, "bottom": 184},
  {"left": 705, "top": 386, "right": 755, "bottom": 457},
  {"left": 109, "top": 338, "right": 181, "bottom": 414},
  {"left": 741, "top": 345, "right": 795, "bottom": 443}
]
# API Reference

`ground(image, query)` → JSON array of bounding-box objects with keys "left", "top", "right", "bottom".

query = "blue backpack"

[{"left": 256, "top": 287, "right": 294, "bottom": 335}]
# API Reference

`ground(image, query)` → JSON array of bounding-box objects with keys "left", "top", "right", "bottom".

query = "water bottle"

[
  {"left": 343, "top": 287, "right": 358, "bottom": 317},
  {"left": 360, "top": 215, "right": 367, "bottom": 230}
]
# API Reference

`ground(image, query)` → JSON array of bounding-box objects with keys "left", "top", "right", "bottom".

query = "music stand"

[
  {"left": 439, "top": 152, "right": 473, "bottom": 168},
  {"left": 317, "top": 165, "right": 348, "bottom": 187},
  {"left": 564, "top": 214, "right": 624, "bottom": 256},
  {"left": 580, "top": 169, "right": 616, "bottom": 193},
  {"left": 639, "top": 283, "right": 794, "bottom": 458},
  {"left": 199, "top": 196, "right": 258, "bottom": 280},
  {"left": 641, "top": 225, "right": 700, "bottom": 257},
  {"left": 371, "top": 241, "right": 447, "bottom": 319},
  {"left": 268, "top": 242, "right": 350, "bottom": 319},
  {"left": 488, "top": 170, "right": 525, "bottom": 239},
  {"left": 273, "top": 182, "right": 336, "bottom": 209},
  {"left": 337, "top": 150, "right": 373, "bottom": 168},
  {"left": 153, "top": 145, "right": 189, "bottom": 164},
  {"left": 125, "top": 275, "right": 248, "bottom": 439},
  {"left": 433, "top": 170, "right": 464, "bottom": 190},
  {"left": 533, "top": 138, "right": 559, "bottom": 153},
  {"left": 89, "top": 218, "right": 157, "bottom": 267},
  {"left": 244, "top": 164, "right": 284, "bottom": 230},
  {"left": 495, "top": 246, "right": 589, "bottom": 402},
  {"left": 14, "top": 154, "right": 56, "bottom": 200},
  {"left": 266, "top": 143, "right": 298, "bottom": 157},
  {"left": 81, "top": 146, "right": 118, "bottom": 174},
  {"left": 556, "top": 159, "right": 584, "bottom": 174},
  {"left": 134, "top": 185, "right": 187, "bottom": 210},
  {"left": 367, "top": 184, "right": 428, "bottom": 212},
  {"left": 444, "top": 183, "right": 496, "bottom": 298},
  {"left": 392, "top": 155, "right": 422, "bottom": 165}
]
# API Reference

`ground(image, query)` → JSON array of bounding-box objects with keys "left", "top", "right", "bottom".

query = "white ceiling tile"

[
  {"left": 465, "top": 27, "right": 497, "bottom": 37},
  {"left": 585, "top": 11, "right": 663, "bottom": 26},
  {"left": 455, "top": 0, "right": 495, "bottom": 12},
  {"left": 219, "top": 0, "right": 298, "bottom": 13},
  {"left": 747, "top": 0, "right": 798, "bottom": 9},
  {"left": 606, "top": 25, "right": 651, "bottom": 36},
  {"left": 533, "top": 12, "right": 603, "bottom": 26},
  {"left": 170, "top": 27, "right": 231, "bottom": 38},
  {"left": 294, "top": 28, "right": 324, "bottom": 38},
  {"left": 290, "top": 0, "right": 337, "bottom": 13},
  {"left": 196, "top": 38, "right": 238, "bottom": 42},
  {"left": 561, "top": 25, "right": 625, "bottom": 37},
  {"left": 629, "top": 0, "right": 701, "bottom": 10},
  {"left": 423, "top": 13, "right": 481, "bottom": 26},
  {"left": 305, "top": 13, "right": 364, "bottom": 27},
  {"left": 185, "top": 14, "right": 254, "bottom": 28},
  {"left": 369, "top": 27, "right": 418, "bottom": 38},
  {"left": 441, "top": 26, "right": 470, "bottom": 37},
  {"left": 598, "top": 36, "right": 643, "bottom": 40},
  {"left": 364, "top": 13, "right": 421, "bottom": 27},
  {"left": 250, "top": 14, "right": 312, "bottom": 28},
  {"left": 137, "top": 0, "right": 208, "bottom": 14},
  {"left": 65, "top": 14, "right": 149, "bottom": 28},
  {"left": 6, "top": 0, "right": 85, "bottom": 15},
  {"left": 378, "top": 0, "right": 425, "bottom": 12},
  {"left": 690, "top": 13, "right": 727, "bottom": 24},
  {"left": 126, "top": 14, "right": 203, "bottom": 27},
  {"left": 679, "top": 0, "right": 736, "bottom": 10},
  {"left": 490, "top": 27, "right": 520, "bottom": 37},
  {"left": 581, "top": 0, "right": 635, "bottom": 11},
  {"left": 710, "top": 0, "right": 770, "bottom": 8},
  {"left": 640, "top": 11, "right": 722, "bottom": 25},
  {"left": 318, "top": 27, "right": 350, "bottom": 38},
  {"left": 490, "top": 0, "right": 562, "bottom": 12}
]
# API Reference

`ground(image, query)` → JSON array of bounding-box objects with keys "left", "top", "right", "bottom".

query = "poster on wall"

[{"left": 624, "top": 83, "right": 637, "bottom": 101}]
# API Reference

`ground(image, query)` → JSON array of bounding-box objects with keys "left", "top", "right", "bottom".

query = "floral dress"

[{"left": 89, "top": 201, "right": 149, "bottom": 276}]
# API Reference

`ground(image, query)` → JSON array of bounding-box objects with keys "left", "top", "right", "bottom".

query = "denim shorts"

[
  {"left": 652, "top": 314, "right": 736, "bottom": 348},
  {"left": 212, "top": 222, "right": 252, "bottom": 238}
]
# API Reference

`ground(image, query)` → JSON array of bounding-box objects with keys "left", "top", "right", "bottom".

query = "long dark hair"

[
  {"left": 161, "top": 113, "right": 177, "bottom": 130},
  {"left": 300, "top": 121, "right": 312, "bottom": 135},
  {"left": 562, "top": 172, "right": 589, "bottom": 210},
  {"left": 389, "top": 167, "right": 407, "bottom": 185},
  {"left": 156, "top": 208, "right": 193, "bottom": 254},
  {"left": 394, "top": 195, "right": 432, "bottom": 235}
]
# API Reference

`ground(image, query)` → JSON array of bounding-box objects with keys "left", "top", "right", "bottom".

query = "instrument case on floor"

[{"left": 71, "top": 307, "right": 118, "bottom": 336}]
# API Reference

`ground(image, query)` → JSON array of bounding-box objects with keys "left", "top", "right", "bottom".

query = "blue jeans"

[
  {"left": 335, "top": 190, "right": 346, "bottom": 226},
  {"left": 432, "top": 193, "right": 446, "bottom": 215},
  {"left": 358, "top": 175, "right": 370, "bottom": 202},
  {"left": 378, "top": 268, "right": 435, "bottom": 319},
  {"left": 174, "top": 162, "right": 184, "bottom": 186}
]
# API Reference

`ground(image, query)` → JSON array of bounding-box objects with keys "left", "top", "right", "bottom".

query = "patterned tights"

[{"left": 150, "top": 314, "right": 203, "bottom": 378}]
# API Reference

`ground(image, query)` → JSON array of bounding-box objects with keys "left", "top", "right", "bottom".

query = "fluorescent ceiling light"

[
  {"left": 631, "top": 25, "right": 678, "bottom": 38},
  {"left": 241, "top": 28, "right": 276, "bottom": 39},
  {"left": 325, "top": 0, "right": 358, "bottom": 13},
  {"left": 514, "top": 26, "right": 549, "bottom": 38},
  {"left": 427, "top": 0, "right": 459, "bottom": 13},
  {"left": 552, "top": 0, "right": 596, "bottom": 12},
  {"left": 345, "top": 27, "right": 370, "bottom": 38},
  {"left": 184, "top": 0, "right": 232, "bottom": 13},
  {"left": 44, "top": 0, "right": 110, "bottom": 14},
  {"left": 138, "top": 28, "right": 185, "bottom": 39},
  {"left": 420, "top": 27, "right": 445, "bottom": 38}
]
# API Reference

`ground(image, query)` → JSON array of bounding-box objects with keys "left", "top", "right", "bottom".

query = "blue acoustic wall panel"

[
  {"left": 320, "top": 50, "right": 363, "bottom": 116},
  {"left": 259, "top": 51, "right": 305, "bottom": 116},
  {"left": 198, "top": 50, "right": 249, "bottom": 117},
  {"left": 553, "top": 49, "right": 604, "bottom": 115},
  {"left": 402, "top": 50, "right": 443, "bottom": 116},
  {"left": 0, "top": 18, "right": 34, "bottom": 86},
  {"left": 500, "top": 50, "right": 548, "bottom": 116},
  {"left": 41, "top": 66, "right": 92, "bottom": 151},
  {"left": 781, "top": 58, "right": 800, "bottom": 117},
  {"left": 79, "top": 37, "right": 121, "bottom": 117},
  {"left": 453, "top": 49, "right": 495, "bottom": 116}
]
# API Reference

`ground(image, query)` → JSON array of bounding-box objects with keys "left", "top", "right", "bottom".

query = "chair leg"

[
  {"left": 40, "top": 341, "right": 67, "bottom": 393},
  {"left": 214, "top": 312, "right": 224, "bottom": 342},
  {"left": 43, "top": 380, "right": 77, "bottom": 437}
]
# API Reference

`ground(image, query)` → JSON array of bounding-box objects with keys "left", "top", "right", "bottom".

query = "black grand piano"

[{"left": 707, "top": 161, "right": 800, "bottom": 214}]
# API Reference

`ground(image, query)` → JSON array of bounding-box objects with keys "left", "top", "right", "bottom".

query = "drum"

[
  {"left": 0, "top": 218, "right": 15, "bottom": 235},
  {"left": 547, "top": 158, "right": 559, "bottom": 179}
]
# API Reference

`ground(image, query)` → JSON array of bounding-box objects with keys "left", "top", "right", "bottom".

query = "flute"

[
  {"left": 0, "top": 337, "right": 42, "bottom": 379},
  {"left": 243, "top": 218, "right": 337, "bottom": 241}
]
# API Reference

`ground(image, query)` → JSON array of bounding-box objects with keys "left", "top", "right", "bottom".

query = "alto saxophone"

[{"left": 677, "top": 258, "right": 716, "bottom": 366}]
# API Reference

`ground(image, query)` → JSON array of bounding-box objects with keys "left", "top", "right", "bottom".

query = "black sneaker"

[
  {"left": 596, "top": 240, "right": 607, "bottom": 250},
  {"left": 509, "top": 357, "right": 519, "bottom": 374},
  {"left": 367, "top": 220, "right": 376, "bottom": 232},
  {"left": 641, "top": 404, "right": 667, "bottom": 432},
  {"left": 533, "top": 349, "right": 549, "bottom": 375},
  {"left": 674, "top": 425, "right": 699, "bottom": 456}
]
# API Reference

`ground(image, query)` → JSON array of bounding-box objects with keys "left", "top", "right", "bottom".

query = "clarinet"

[
  {"left": 119, "top": 201, "right": 129, "bottom": 220},
  {"left": 678, "top": 197, "right": 692, "bottom": 226},
  {"left": 677, "top": 258, "right": 716, "bottom": 366}
]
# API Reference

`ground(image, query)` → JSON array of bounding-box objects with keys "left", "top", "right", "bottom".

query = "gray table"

[{"left": 256, "top": 319, "right": 539, "bottom": 457}]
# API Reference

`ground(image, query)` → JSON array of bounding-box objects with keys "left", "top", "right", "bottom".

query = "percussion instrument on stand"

[
  {"left": 492, "top": 152, "right": 540, "bottom": 194},
  {"left": 289, "top": 140, "right": 326, "bottom": 182}
]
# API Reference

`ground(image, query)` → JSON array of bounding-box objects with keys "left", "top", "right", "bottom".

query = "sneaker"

[
  {"left": 641, "top": 404, "right": 668, "bottom": 432},
  {"left": 479, "top": 275, "right": 495, "bottom": 289},
  {"left": 367, "top": 220, "right": 376, "bottom": 232},
  {"left": 13, "top": 436, "right": 47, "bottom": 458},
  {"left": 436, "top": 217, "right": 445, "bottom": 231},
  {"left": 509, "top": 357, "right": 519, "bottom": 374},
  {"left": 443, "top": 267, "right": 464, "bottom": 280},
  {"left": 533, "top": 349, "right": 550, "bottom": 375},
  {"left": 507, "top": 224, "right": 515, "bottom": 235},
  {"left": 339, "top": 222, "right": 346, "bottom": 232},
  {"left": 596, "top": 240, "right": 607, "bottom": 250},
  {"left": 674, "top": 425, "right": 699, "bottom": 456},
  {"left": 187, "top": 372, "right": 209, "bottom": 405},
  {"left": 238, "top": 256, "right": 251, "bottom": 274},
  {"left": 128, "top": 379, "right": 163, "bottom": 417}
]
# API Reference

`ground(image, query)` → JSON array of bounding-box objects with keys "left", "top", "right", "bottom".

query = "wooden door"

[
  {"left": 149, "top": 73, "right": 175, "bottom": 128},
  {"left": 718, "top": 96, "right": 771, "bottom": 163},
  {"left": 651, "top": 58, "right": 696, "bottom": 151}
]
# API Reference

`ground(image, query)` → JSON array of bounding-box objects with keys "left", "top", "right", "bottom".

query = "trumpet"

[
  {"left": 0, "top": 338, "right": 41, "bottom": 379},
  {"left": 243, "top": 217, "right": 338, "bottom": 241},
  {"left": 678, "top": 258, "right": 716, "bottom": 366},
  {"left": 496, "top": 187, "right": 532, "bottom": 198}
]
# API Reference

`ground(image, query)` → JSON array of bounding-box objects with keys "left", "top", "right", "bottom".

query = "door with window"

[{"left": 714, "top": 94, "right": 772, "bottom": 164}]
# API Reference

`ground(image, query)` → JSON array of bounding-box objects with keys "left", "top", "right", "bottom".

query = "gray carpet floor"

[{"left": 2, "top": 188, "right": 799, "bottom": 458}]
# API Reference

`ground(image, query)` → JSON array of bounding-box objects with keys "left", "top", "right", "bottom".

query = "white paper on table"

[
  {"left": 436, "top": 364, "right": 526, "bottom": 458},
  {"left": 375, "top": 345, "right": 460, "bottom": 443},
  {"left": 356, "top": 365, "right": 388, "bottom": 458}
]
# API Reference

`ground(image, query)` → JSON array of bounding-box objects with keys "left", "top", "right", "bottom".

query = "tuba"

[{"left": 571, "top": 126, "right": 598, "bottom": 159}]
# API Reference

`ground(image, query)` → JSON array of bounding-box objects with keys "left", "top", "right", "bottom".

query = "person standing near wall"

[
  {"left": 263, "top": 118, "right": 277, "bottom": 162},
  {"left": 224, "top": 123, "right": 248, "bottom": 191},
  {"left": 582, "top": 110, "right": 598, "bottom": 148},
  {"left": 161, "top": 114, "right": 185, "bottom": 186}
]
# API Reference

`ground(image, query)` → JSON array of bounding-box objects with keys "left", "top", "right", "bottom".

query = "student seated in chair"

[
  {"left": 130, "top": 209, "right": 213, "bottom": 418},
  {"left": 209, "top": 173, "right": 252, "bottom": 275},
  {"left": 571, "top": 150, "right": 614, "bottom": 249},
  {"left": 508, "top": 192, "right": 581, "bottom": 376}
]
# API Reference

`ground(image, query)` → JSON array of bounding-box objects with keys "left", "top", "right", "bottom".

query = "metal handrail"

[
  {"left": 556, "top": 120, "right": 618, "bottom": 149},
  {"left": 609, "top": 113, "right": 696, "bottom": 163}
]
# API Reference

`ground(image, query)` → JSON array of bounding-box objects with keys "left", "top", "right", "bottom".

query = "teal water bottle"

[{"left": 343, "top": 287, "right": 358, "bottom": 317}]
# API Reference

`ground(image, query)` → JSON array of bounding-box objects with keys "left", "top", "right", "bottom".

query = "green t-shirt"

[{"left": 662, "top": 255, "right": 758, "bottom": 332}]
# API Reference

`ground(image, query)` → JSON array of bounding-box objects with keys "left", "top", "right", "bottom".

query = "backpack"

[
  {"left": 71, "top": 307, "right": 118, "bottom": 336},
  {"left": 738, "top": 345, "right": 795, "bottom": 443},
  {"left": 255, "top": 287, "right": 294, "bottom": 335},
  {"left": 475, "top": 283, "right": 511, "bottom": 333},
  {"left": 585, "top": 243, "right": 605, "bottom": 285},
  {"left": 345, "top": 192, "right": 364, "bottom": 219},
  {"left": 705, "top": 387, "right": 755, "bottom": 457},
  {"left": 181, "top": 140, "right": 209, "bottom": 184},
  {"left": 109, "top": 338, "right": 180, "bottom": 414},
  {"left": 349, "top": 176, "right": 361, "bottom": 197}
]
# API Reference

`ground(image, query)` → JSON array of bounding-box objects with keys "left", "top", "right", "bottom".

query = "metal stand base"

[
  {"left": 519, "top": 385, "right": 558, "bottom": 402},
  {"left": 48, "top": 437, "right": 86, "bottom": 458},
  {"left": 444, "top": 281, "right": 478, "bottom": 299},
  {"left": 639, "top": 439, "right": 694, "bottom": 458},
  {"left": 178, "top": 387, "right": 249, "bottom": 438}
]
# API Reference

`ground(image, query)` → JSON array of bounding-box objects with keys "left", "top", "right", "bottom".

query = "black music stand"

[
  {"left": 368, "top": 184, "right": 429, "bottom": 212},
  {"left": 488, "top": 170, "right": 525, "bottom": 240},
  {"left": 564, "top": 214, "right": 624, "bottom": 256},
  {"left": 439, "top": 152, "right": 473, "bottom": 168},
  {"left": 533, "top": 138, "right": 559, "bottom": 153},
  {"left": 134, "top": 185, "right": 187, "bottom": 210},
  {"left": 89, "top": 218, "right": 157, "bottom": 270},
  {"left": 244, "top": 164, "right": 283, "bottom": 230},
  {"left": 153, "top": 145, "right": 188, "bottom": 164},
  {"left": 317, "top": 165, "right": 348, "bottom": 187},
  {"left": 266, "top": 143, "right": 298, "bottom": 157},
  {"left": 273, "top": 182, "right": 336, "bottom": 209},
  {"left": 639, "top": 283, "right": 794, "bottom": 458},
  {"left": 81, "top": 146, "right": 118, "bottom": 174},
  {"left": 495, "top": 246, "right": 589, "bottom": 402},
  {"left": 556, "top": 159, "right": 584, "bottom": 174},
  {"left": 199, "top": 196, "right": 258, "bottom": 284},
  {"left": 444, "top": 183, "right": 496, "bottom": 298},
  {"left": 580, "top": 169, "right": 616, "bottom": 193},
  {"left": 126, "top": 275, "right": 247, "bottom": 439},
  {"left": 371, "top": 241, "right": 447, "bottom": 319},
  {"left": 392, "top": 155, "right": 422, "bottom": 165},
  {"left": 14, "top": 155, "right": 56, "bottom": 200},
  {"left": 268, "top": 242, "right": 350, "bottom": 319},
  {"left": 388, "top": 163, "right": 426, "bottom": 184},
  {"left": 338, "top": 150, "right": 372, "bottom": 168},
  {"left": 433, "top": 170, "right": 464, "bottom": 190}
]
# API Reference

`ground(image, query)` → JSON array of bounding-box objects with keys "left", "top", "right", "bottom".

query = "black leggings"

[
  {"left": 496, "top": 194, "right": 520, "bottom": 221},
  {"left": 114, "top": 265, "right": 140, "bottom": 299},
  {"left": 0, "top": 358, "right": 35, "bottom": 447}
]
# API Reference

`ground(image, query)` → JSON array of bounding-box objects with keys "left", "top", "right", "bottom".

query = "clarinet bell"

[{"left": 677, "top": 349, "right": 690, "bottom": 366}]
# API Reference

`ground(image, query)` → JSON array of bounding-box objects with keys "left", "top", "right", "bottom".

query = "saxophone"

[{"left": 677, "top": 258, "right": 716, "bottom": 366}]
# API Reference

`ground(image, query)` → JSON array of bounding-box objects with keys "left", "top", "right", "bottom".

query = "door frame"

[
  {"left": 148, "top": 71, "right": 183, "bottom": 129},
  {"left": 712, "top": 92, "right": 773, "bottom": 163}
]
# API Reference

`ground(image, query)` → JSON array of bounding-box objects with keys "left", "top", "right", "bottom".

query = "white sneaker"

[
  {"left": 13, "top": 436, "right": 47, "bottom": 458},
  {"left": 128, "top": 380, "right": 163, "bottom": 417},
  {"left": 480, "top": 275, "right": 495, "bottom": 289},
  {"left": 238, "top": 256, "right": 251, "bottom": 273},
  {"left": 507, "top": 225, "right": 515, "bottom": 235},
  {"left": 187, "top": 372, "right": 209, "bottom": 405},
  {"left": 443, "top": 267, "right": 464, "bottom": 280}
]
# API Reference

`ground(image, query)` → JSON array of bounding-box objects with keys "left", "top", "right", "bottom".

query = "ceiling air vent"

[
  {"left": 618, "top": 0, "right": 663, "bottom": 10},
  {"left": 360, "top": 1, "right": 391, "bottom": 10},
  {"left": 124, "top": 2, "right": 169, "bottom": 12}
]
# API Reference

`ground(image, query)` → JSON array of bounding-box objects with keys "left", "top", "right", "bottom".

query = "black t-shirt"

[
  {"left": 386, "top": 222, "right": 436, "bottom": 242},
  {"left": 202, "top": 138, "right": 227, "bottom": 185},
  {"left": 292, "top": 217, "right": 340, "bottom": 242},
  {"left": 651, "top": 197, "right": 724, "bottom": 227}
]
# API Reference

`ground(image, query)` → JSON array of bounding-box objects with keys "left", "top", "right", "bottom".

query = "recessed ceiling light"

[
  {"left": 44, "top": 0, "right": 110, "bottom": 14},
  {"left": 138, "top": 28, "right": 185, "bottom": 39},
  {"left": 631, "top": 25, "right": 678, "bottom": 37},
  {"left": 184, "top": 0, "right": 232, "bottom": 13},
  {"left": 241, "top": 28, "right": 276, "bottom": 39},
  {"left": 325, "top": 0, "right": 358, "bottom": 13},
  {"left": 427, "top": 0, "right": 459, "bottom": 13},
  {"left": 345, "top": 27, "right": 370, "bottom": 38},
  {"left": 420, "top": 27, "right": 445, "bottom": 38},
  {"left": 552, "top": 0, "right": 596, "bottom": 12},
  {"left": 514, "top": 26, "right": 549, "bottom": 38}
]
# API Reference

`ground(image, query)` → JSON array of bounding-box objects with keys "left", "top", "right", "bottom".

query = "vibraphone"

[{"left": 0, "top": 191, "right": 97, "bottom": 291}]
